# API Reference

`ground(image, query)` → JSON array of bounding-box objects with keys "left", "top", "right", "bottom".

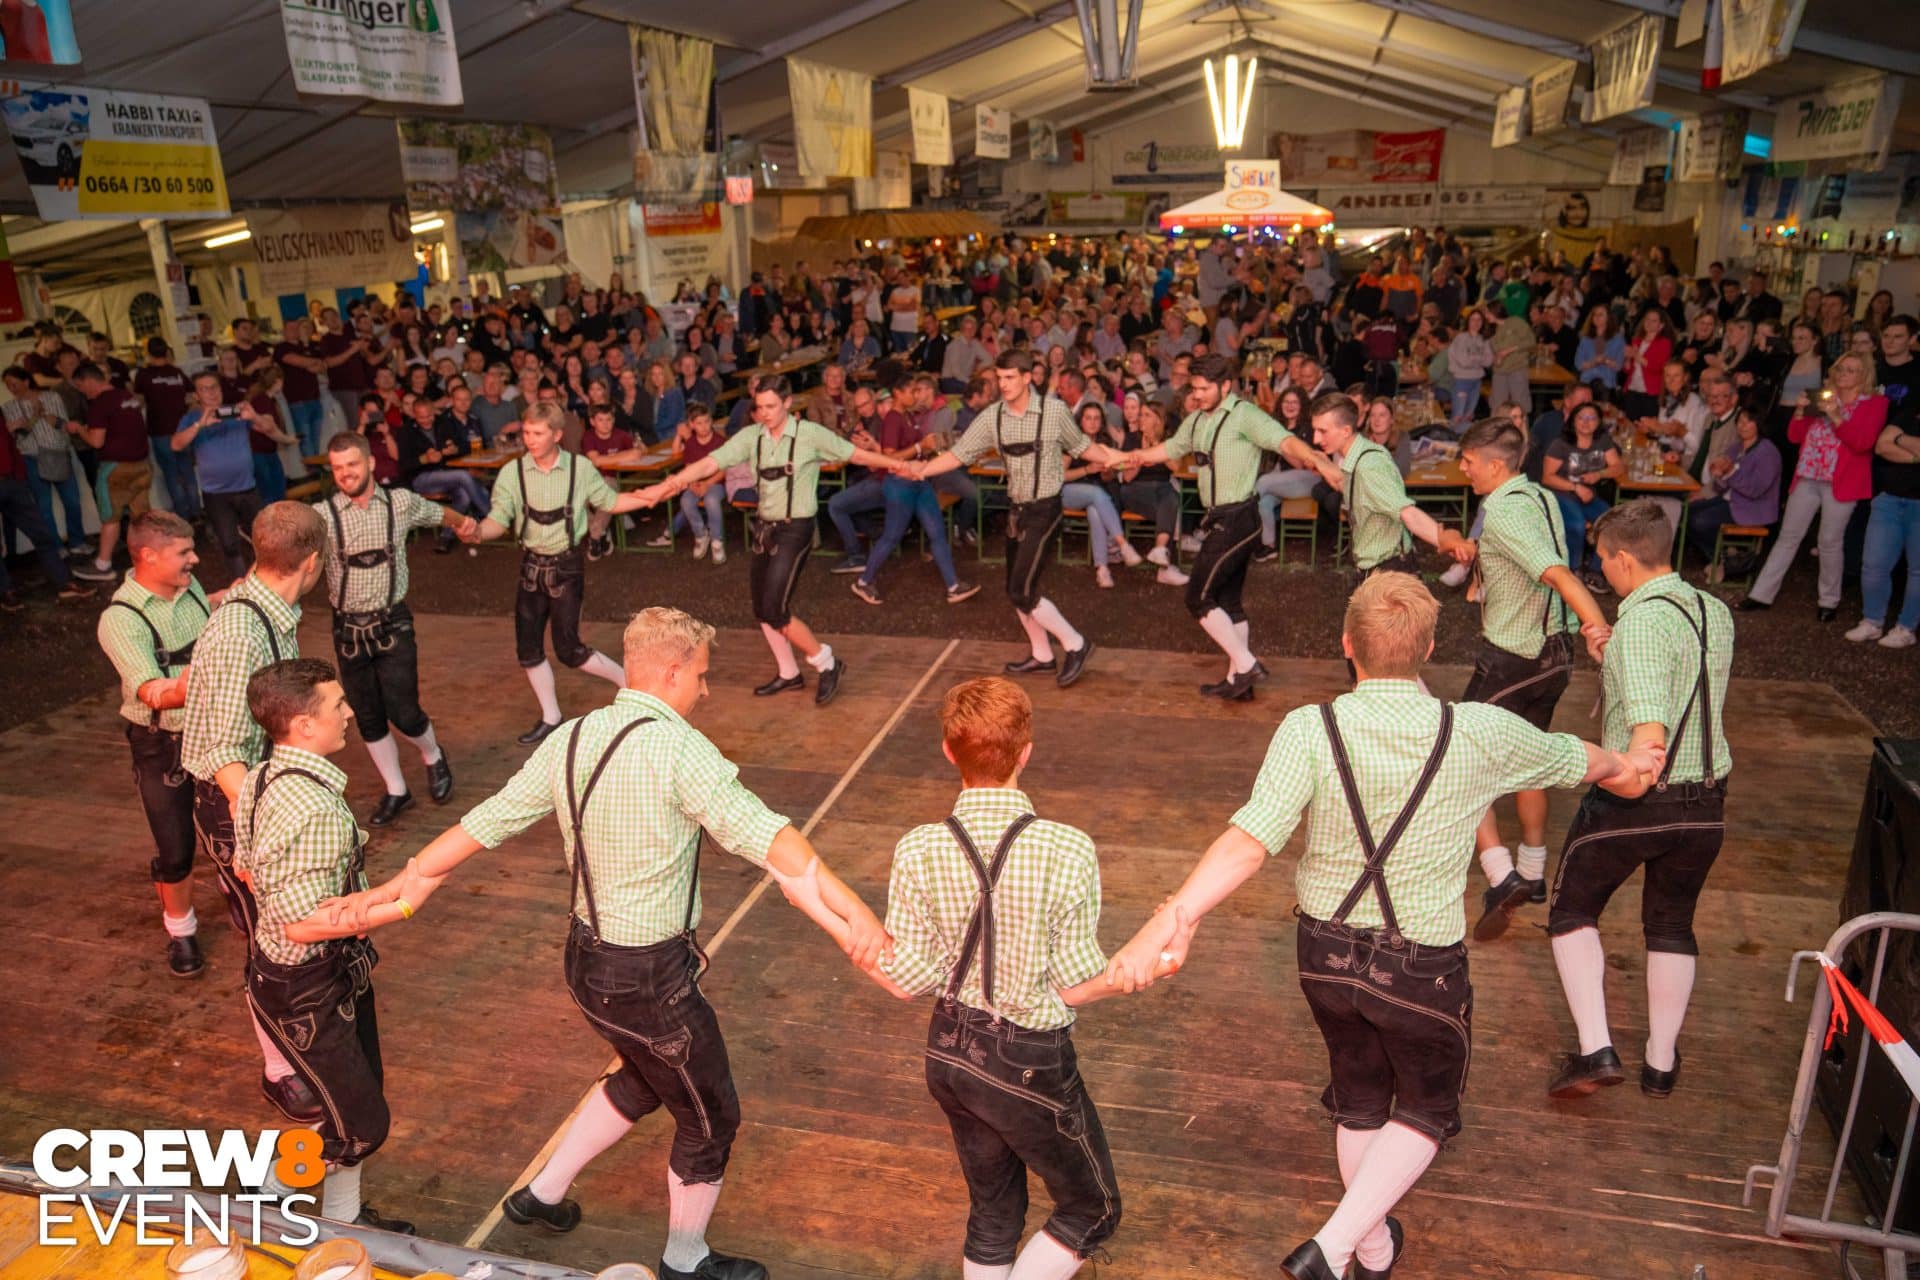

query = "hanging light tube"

[{"left": 1205, "top": 53, "right": 1257, "bottom": 150}]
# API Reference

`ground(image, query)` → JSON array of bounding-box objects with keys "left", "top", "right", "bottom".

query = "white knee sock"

[
  {"left": 1645, "top": 951, "right": 1697, "bottom": 1072},
  {"left": 1335, "top": 1126, "right": 1396, "bottom": 1270},
  {"left": 964, "top": 1262, "right": 1014, "bottom": 1280},
  {"left": 363, "top": 734, "right": 407, "bottom": 797},
  {"left": 1479, "top": 843, "right": 1514, "bottom": 884},
  {"left": 163, "top": 907, "right": 198, "bottom": 938},
  {"left": 528, "top": 1084, "right": 634, "bottom": 1205},
  {"left": 1234, "top": 618, "right": 1250, "bottom": 647},
  {"left": 1015, "top": 609, "right": 1053, "bottom": 662},
  {"left": 1199, "top": 608, "right": 1257, "bottom": 674},
  {"left": 1028, "top": 598, "right": 1084, "bottom": 652},
  {"left": 1007, "top": 1231, "right": 1083, "bottom": 1280},
  {"left": 761, "top": 623, "right": 800, "bottom": 678},
  {"left": 580, "top": 649, "right": 625, "bottom": 686},
  {"left": 399, "top": 722, "right": 442, "bottom": 766},
  {"left": 524, "top": 660, "right": 562, "bottom": 725},
  {"left": 662, "top": 1171, "right": 724, "bottom": 1272},
  {"left": 1312, "top": 1122, "right": 1437, "bottom": 1271},
  {"left": 253, "top": 1010, "right": 295, "bottom": 1082},
  {"left": 1516, "top": 842, "right": 1548, "bottom": 882},
  {"left": 1551, "top": 927, "right": 1613, "bottom": 1055},
  {"left": 320, "top": 1161, "right": 362, "bottom": 1221},
  {"left": 807, "top": 642, "right": 836, "bottom": 672}
]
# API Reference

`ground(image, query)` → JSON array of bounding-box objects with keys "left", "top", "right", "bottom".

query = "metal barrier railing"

[{"left": 1745, "top": 911, "right": 1920, "bottom": 1278}]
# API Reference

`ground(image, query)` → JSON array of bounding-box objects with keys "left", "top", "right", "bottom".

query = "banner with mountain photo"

[
  {"left": 280, "top": 0, "right": 462, "bottom": 106},
  {"left": 396, "top": 119, "right": 566, "bottom": 273},
  {"left": 630, "top": 24, "right": 719, "bottom": 203}
]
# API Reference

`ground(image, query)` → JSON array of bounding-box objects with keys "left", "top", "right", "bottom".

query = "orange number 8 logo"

[{"left": 274, "top": 1128, "right": 326, "bottom": 1188}]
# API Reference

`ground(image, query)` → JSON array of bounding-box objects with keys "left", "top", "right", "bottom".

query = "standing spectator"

[
  {"left": 64, "top": 363, "right": 152, "bottom": 581},
  {"left": 1849, "top": 315, "right": 1920, "bottom": 648},
  {"left": 86, "top": 332, "right": 131, "bottom": 387},
  {"left": 272, "top": 317, "right": 329, "bottom": 457},
  {"left": 1196, "top": 237, "right": 1235, "bottom": 318},
  {"left": 0, "top": 418, "right": 91, "bottom": 609},
  {"left": 1742, "top": 353, "right": 1886, "bottom": 619},
  {"left": 318, "top": 309, "right": 374, "bottom": 429},
  {"left": 1619, "top": 309, "right": 1674, "bottom": 421},
  {"left": 1445, "top": 309, "right": 1493, "bottom": 428},
  {"left": 3, "top": 365, "right": 89, "bottom": 554},
  {"left": 170, "top": 371, "right": 265, "bottom": 582},
  {"left": 1488, "top": 295, "right": 1534, "bottom": 413},
  {"left": 134, "top": 339, "right": 197, "bottom": 520},
  {"left": 245, "top": 367, "right": 297, "bottom": 503}
]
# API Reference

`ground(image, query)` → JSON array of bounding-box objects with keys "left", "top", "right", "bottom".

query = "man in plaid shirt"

[
  {"left": 1107, "top": 574, "right": 1660, "bottom": 1280},
  {"left": 236, "top": 658, "right": 412, "bottom": 1235},
  {"left": 1546, "top": 502, "right": 1735, "bottom": 1101}
]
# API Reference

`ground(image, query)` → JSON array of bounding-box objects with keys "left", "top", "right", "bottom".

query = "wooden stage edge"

[{"left": 0, "top": 615, "right": 1889, "bottom": 1279}]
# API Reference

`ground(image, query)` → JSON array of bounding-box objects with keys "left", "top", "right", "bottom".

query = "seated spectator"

[
  {"left": 1686, "top": 402, "right": 1782, "bottom": 575},
  {"left": 578, "top": 402, "right": 635, "bottom": 461},
  {"left": 1541, "top": 399, "right": 1622, "bottom": 591},
  {"left": 1061, "top": 400, "right": 1135, "bottom": 588},
  {"left": 1575, "top": 304, "right": 1626, "bottom": 398},
  {"left": 397, "top": 396, "right": 489, "bottom": 548},
  {"left": 1527, "top": 382, "right": 1592, "bottom": 482},
  {"left": 1113, "top": 399, "right": 1186, "bottom": 584},
  {"left": 839, "top": 318, "right": 881, "bottom": 372}
]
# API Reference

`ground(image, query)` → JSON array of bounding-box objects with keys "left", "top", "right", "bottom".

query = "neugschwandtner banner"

[
  {"left": 280, "top": 0, "right": 463, "bottom": 106},
  {"left": 630, "top": 24, "right": 719, "bottom": 203},
  {"left": 246, "top": 202, "right": 417, "bottom": 294},
  {"left": 397, "top": 119, "right": 567, "bottom": 273},
  {"left": 1, "top": 86, "right": 229, "bottom": 221}
]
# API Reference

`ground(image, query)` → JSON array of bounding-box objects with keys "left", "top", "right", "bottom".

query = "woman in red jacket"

[
  {"left": 1741, "top": 351, "right": 1886, "bottom": 619},
  {"left": 1619, "top": 307, "right": 1674, "bottom": 422}
]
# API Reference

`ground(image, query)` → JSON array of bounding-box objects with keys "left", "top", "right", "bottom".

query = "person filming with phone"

[{"left": 171, "top": 371, "right": 270, "bottom": 583}]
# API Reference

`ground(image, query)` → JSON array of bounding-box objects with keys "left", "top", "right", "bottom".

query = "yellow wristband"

[{"left": 395, "top": 898, "right": 414, "bottom": 921}]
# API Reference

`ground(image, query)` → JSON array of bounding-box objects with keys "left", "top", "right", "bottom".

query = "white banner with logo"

[
  {"left": 246, "top": 202, "right": 415, "bottom": 294},
  {"left": 1492, "top": 86, "right": 1529, "bottom": 148},
  {"left": 1674, "top": 110, "right": 1747, "bottom": 182},
  {"left": 637, "top": 203, "right": 726, "bottom": 287},
  {"left": 1608, "top": 126, "right": 1673, "bottom": 185},
  {"left": 1529, "top": 60, "right": 1578, "bottom": 135},
  {"left": 280, "top": 0, "right": 462, "bottom": 106},
  {"left": 630, "top": 25, "right": 718, "bottom": 203},
  {"left": 976, "top": 104, "right": 1011, "bottom": 160},
  {"left": 1772, "top": 74, "right": 1903, "bottom": 168},
  {"left": 907, "top": 85, "right": 951, "bottom": 166},
  {"left": 1588, "top": 14, "right": 1662, "bottom": 122},
  {"left": 1723, "top": 0, "right": 1807, "bottom": 84},
  {"left": 1303, "top": 185, "right": 1541, "bottom": 226},
  {"left": 853, "top": 149, "right": 911, "bottom": 210},
  {"left": 787, "top": 58, "right": 872, "bottom": 181},
  {"left": 1029, "top": 119, "right": 1059, "bottom": 163}
]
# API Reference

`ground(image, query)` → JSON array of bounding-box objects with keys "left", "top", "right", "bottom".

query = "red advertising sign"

[
  {"left": 1370, "top": 130, "right": 1445, "bottom": 184},
  {"left": 724, "top": 175, "right": 753, "bottom": 206}
]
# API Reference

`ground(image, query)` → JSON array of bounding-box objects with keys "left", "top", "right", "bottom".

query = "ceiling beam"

[
  {"left": 876, "top": 1, "right": 1080, "bottom": 91},
  {"left": 716, "top": 0, "right": 920, "bottom": 82}
]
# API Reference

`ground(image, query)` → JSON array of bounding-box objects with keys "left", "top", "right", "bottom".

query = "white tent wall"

[{"left": 561, "top": 199, "right": 630, "bottom": 291}]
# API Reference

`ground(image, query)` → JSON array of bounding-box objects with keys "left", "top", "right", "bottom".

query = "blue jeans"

[
  {"left": 411, "top": 468, "right": 489, "bottom": 515},
  {"left": 1449, "top": 380, "right": 1480, "bottom": 427},
  {"left": 0, "top": 475, "right": 73, "bottom": 594},
  {"left": 829, "top": 474, "right": 887, "bottom": 554},
  {"left": 676, "top": 486, "right": 725, "bottom": 539},
  {"left": 1061, "top": 481, "right": 1123, "bottom": 568},
  {"left": 1554, "top": 491, "right": 1610, "bottom": 571},
  {"left": 24, "top": 455, "right": 88, "bottom": 549},
  {"left": 287, "top": 398, "right": 326, "bottom": 457},
  {"left": 1862, "top": 492, "right": 1920, "bottom": 631},
  {"left": 252, "top": 453, "right": 288, "bottom": 503},
  {"left": 861, "top": 476, "right": 958, "bottom": 588},
  {"left": 1256, "top": 468, "right": 1322, "bottom": 547},
  {"left": 153, "top": 440, "right": 201, "bottom": 518}
]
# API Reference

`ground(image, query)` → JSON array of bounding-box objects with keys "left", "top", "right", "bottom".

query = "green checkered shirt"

[
  {"left": 1230, "top": 681, "right": 1591, "bottom": 945},
  {"left": 1476, "top": 474, "right": 1580, "bottom": 659},
  {"left": 1343, "top": 437, "right": 1414, "bottom": 570},
  {"left": 181, "top": 576, "right": 302, "bottom": 781},
  {"left": 486, "top": 450, "right": 620, "bottom": 555},
  {"left": 879, "top": 788, "right": 1105, "bottom": 1031},
  {"left": 460, "top": 689, "right": 792, "bottom": 946},
  {"left": 1601, "top": 572, "right": 1735, "bottom": 784},
  {"left": 234, "top": 747, "right": 365, "bottom": 967},
  {"left": 98, "top": 574, "right": 212, "bottom": 731},
  {"left": 316, "top": 487, "right": 446, "bottom": 613},
  {"left": 1164, "top": 392, "right": 1295, "bottom": 508},
  {"left": 704, "top": 417, "right": 854, "bottom": 521},
  {"left": 949, "top": 394, "right": 1090, "bottom": 504}
]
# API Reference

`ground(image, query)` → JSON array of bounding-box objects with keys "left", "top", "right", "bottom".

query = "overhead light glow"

[
  {"left": 410, "top": 217, "right": 445, "bottom": 234},
  {"left": 203, "top": 228, "right": 252, "bottom": 249},
  {"left": 1204, "top": 53, "right": 1257, "bottom": 150}
]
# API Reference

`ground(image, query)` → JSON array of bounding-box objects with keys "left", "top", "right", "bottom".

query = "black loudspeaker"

[{"left": 1816, "top": 740, "right": 1920, "bottom": 1230}]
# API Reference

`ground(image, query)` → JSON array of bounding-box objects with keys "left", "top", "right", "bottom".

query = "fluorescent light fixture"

[
  {"left": 410, "top": 216, "right": 445, "bottom": 234},
  {"left": 1205, "top": 53, "right": 1256, "bottom": 150},
  {"left": 203, "top": 228, "right": 252, "bottom": 249}
]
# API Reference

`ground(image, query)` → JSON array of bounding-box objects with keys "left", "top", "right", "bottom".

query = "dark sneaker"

[
  {"left": 168, "top": 934, "right": 204, "bottom": 979},
  {"left": 850, "top": 579, "right": 883, "bottom": 606},
  {"left": 70, "top": 560, "right": 116, "bottom": 582},
  {"left": 586, "top": 531, "right": 615, "bottom": 562},
  {"left": 56, "top": 583, "right": 94, "bottom": 604},
  {"left": 946, "top": 581, "right": 981, "bottom": 603},
  {"left": 1472, "top": 870, "right": 1533, "bottom": 942},
  {"left": 1548, "top": 1045, "right": 1626, "bottom": 1098},
  {"left": 1251, "top": 544, "right": 1280, "bottom": 564},
  {"left": 502, "top": 1184, "right": 581, "bottom": 1233},
  {"left": 829, "top": 554, "right": 866, "bottom": 574}
]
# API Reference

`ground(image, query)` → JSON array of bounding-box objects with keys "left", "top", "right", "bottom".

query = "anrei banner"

[{"left": 1, "top": 86, "right": 228, "bottom": 221}]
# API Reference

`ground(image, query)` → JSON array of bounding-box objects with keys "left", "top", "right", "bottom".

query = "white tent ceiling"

[{"left": 2, "top": 0, "right": 1915, "bottom": 286}]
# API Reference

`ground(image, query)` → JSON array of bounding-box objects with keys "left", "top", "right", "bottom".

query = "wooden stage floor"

[{"left": 0, "top": 613, "right": 1881, "bottom": 1278}]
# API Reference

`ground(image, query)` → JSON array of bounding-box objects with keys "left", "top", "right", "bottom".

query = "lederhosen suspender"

[
  {"left": 109, "top": 595, "right": 206, "bottom": 726},
  {"left": 326, "top": 491, "right": 399, "bottom": 613},
  {"left": 1647, "top": 591, "right": 1718, "bottom": 792},
  {"left": 939, "top": 812, "right": 1038, "bottom": 1016},
  {"left": 516, "top": 452, "right": 578, "bottom": 551},
  {"left": 993, "top": 402, "right": 1043, "bottom": 505},
  {"left": 327, "top": 493, "right": 402, "bottom": 660},
  {"left": 752, "top": 426, "right": 801, "bottom": 548},
  {"left": 249, "top": 766, "right": 374, "bottom": 985},
  {"left": 223, "top": 596, "right": 284, "bottom": 662},
  {"left": 1191, "top": 401, "right": 1233, "bottom": 510},
  {"left": 1318, "top": 702, "right": 1454, "bottom": 946},
  {"left": 1529, "top": 490, "right": 1573, "bottom": 638}
]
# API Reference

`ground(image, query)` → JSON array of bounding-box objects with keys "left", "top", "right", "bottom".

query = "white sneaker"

[
  {"left": 1114, "top": 539, "right": 1144, "bottom": 568},
  {"left": 1439, "top": 562, "right": 1470, "bottom": 589},
  {"left": 710, "top": 541, "right": 726, "bottom": 565},
  {"left": 1846, "top": 619, "right": 1885, "bottom": 643},
  {"left": 1147, "top": 545, "right": 1171, "bottom": 568},
  {"left": 1095, "top": 565, "right": 1114, "bottom": 588},
  {"left": 1157, "top": 565, "right": 1190, "bottom": 586},
  {"left": 1179, "top": 532, "right": 1203, "bottom": 554},
  {"left": 646, "top": 529, "right": 674, "bottom": 548},
  {"left": 693, "top": 535, "right": 710, "bottom": 561},
  {"left": 1881, "top": 625, "right": 1917, "bottom": 649}
]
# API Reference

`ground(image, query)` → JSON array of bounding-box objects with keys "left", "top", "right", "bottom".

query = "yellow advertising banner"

[{"left": 1, "top": 85, "right": 229, "bottom": 220}]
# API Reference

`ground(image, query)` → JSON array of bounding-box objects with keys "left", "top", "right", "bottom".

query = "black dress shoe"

[
  {"left": 814, "top": 658, "right": 846, "bottom": 706},
  {"left": 260, "top": 1073, "right": 324, "bottom": 1124},
  {"left": 1279, "top": 1238, "right": 1340, "bottom": 1280},
  {"left": 658, "top": 1250, "right": 770, "bottom": 1280},
  {"left": 352, "top": 1205, "right": 416, "bottom": 1235},
  {"left": 1218, "top": 667, "right": 1257, "bottom": 702},
  {"left": 168, "top": 934, "right": 204, "bottom": 979},
  {"left": 1736, "top": 596, "right": 1771, "bottom": 611},
  {"left": 368, "top": 791, "right": 413, "bottom": 827},
  {"left": 1003, "top": 654, "right": 1058, "bottom": 675},
  {"left": 1817, "top": 606, "right": 1839, "bottom": 623},
  {"left": 502, "top": 1184, "right": 581, "bottom": 1233},
  {"left": 1547, "top": 1045, "right": 1627, "bottom": 1098},
  {"left": 753, "top": 673, "right": 805, "bottom": 697},
  {"left": 1352, "top": 1215, "right": 1406, "bottom": 1280},
  {"left": 1526, "top": 876, "right": 1547, "bottom": 904},
  {"left": 1199, "top": 676, "right": 1232, "bottom": 697},
  {"left": 426, "top": 754, "right": 454, "bottom": 804},
  {"left": 1254, "top": 660, "right": 1270, "bottom": 680},
  {"left": 1057, "top": 640, "right": 1095, "bottom": 688},
  {"left": 517, "top": 718, "right": 561, "bottom": 746},
  {"left": 1641, "top": 1050, "right": 1682, "bottom": 1098},
  {"left": 1472, "top": 870, "right": 1533, "bottom": 942}
]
